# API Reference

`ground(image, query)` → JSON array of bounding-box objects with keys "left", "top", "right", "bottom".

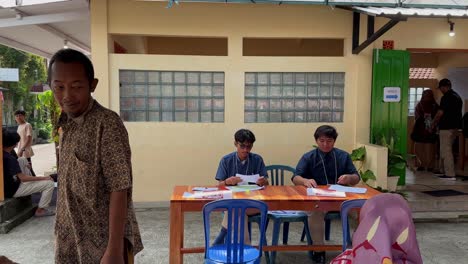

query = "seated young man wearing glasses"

[{"left": 213, "top": 129, "right": 269, "bottom": 245}]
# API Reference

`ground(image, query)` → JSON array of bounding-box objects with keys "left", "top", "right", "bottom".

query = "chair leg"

[
  {"left": 325, "top": 218, "right": 331, "bottom": 241},
  {"left": 346, "top": 221, "right": 352, "bottom": 247},
  {"left": 270, "top": 219, "right": 282, "bottom": 264},
  {"left": 300, "top": 225, "right": 306, "bottom": 242},
  {"left": 282, "top": 222, "right": 290, "bottom": 245},
  {"left": 248, "top": 221, "right": 252, "bottom": 242},
  {"left": 302, "top": 219, "right": 314, "bottom": 259},
  {"left": 262, "top": 219, "right": 270, "bottom": 264}
]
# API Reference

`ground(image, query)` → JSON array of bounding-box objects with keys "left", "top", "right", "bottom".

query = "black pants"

[{"left": 27, "top": 157, "right": 36, "bottom": 176}]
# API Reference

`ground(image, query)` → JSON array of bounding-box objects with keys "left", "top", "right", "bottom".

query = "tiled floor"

[{"left": 403, "top": 168, "right": 468, "bottom": 214}]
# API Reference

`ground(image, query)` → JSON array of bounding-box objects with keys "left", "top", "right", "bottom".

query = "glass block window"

[
  {"left": 119, "top": 70, "right": 225, "bottom": 122},
  {"left": 244, "top": 72, "right": 345, "bottom": 123},
  {"left": 408, "top": 87, "right": 430, "bottom": 116}
]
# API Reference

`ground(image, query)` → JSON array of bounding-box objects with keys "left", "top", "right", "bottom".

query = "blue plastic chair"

[
  {"left": 248, "top": 165, "right": 313, "bottom": 264},
  {"left": 203, "top": 199, "right": 268, "bottom": 264},
  {"left": 340, "top": 199, "right": 367, "bottom": 252}
]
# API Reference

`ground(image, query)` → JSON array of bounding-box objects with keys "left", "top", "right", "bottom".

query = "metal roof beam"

[
  {"left": 0, "top": 10, "right": 88, "bottom": 28},
  {"left": 13, "top": 9, "right": 90, "bottom": 53},
  {"left": 37, "top": 23, "right": 90, "bottom": 53},
  {"left": 0, "top": 35, "right": 53, "bottom": 58}
]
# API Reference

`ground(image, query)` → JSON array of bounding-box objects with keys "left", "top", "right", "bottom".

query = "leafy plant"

[
  {"left": 350, "top": 146, "right": 376, "bottom": 183},
  {"left": 375, "top": 132, "right": 406, "bottom": 176},
  {"left": 35, "top": 90, "right": 61, "bottom": 143},
  {"left": 0, "top": 44, "right": 47, "bottom": 126}
]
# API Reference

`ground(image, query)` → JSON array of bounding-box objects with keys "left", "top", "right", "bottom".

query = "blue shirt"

[
  {"left": 3, "top": 150, "right": 21, "bottom": 198},
  {"left": 215, "top": 152, "right": 267, "bottom": 181},
  {"left": 293, "top": 148, "right": 359, "bottom": 185}
]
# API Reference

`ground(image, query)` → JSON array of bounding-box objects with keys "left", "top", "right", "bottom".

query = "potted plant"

[
  {"left": 350, "top": 146, "right": 376, "bottom": 184},
  {"left": 375, "top": 133, "right": 406, "bottom": 192}
]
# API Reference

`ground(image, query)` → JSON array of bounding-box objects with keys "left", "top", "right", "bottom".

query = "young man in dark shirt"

[
  {"left": 292, "top": 125, "right": 360, "bottom": 264},
  {"left": 2, "top": 129, "right": 55, "bottom": 216},
  {"left": 431, "top": 79, "right": 463, "bottom": 180}
]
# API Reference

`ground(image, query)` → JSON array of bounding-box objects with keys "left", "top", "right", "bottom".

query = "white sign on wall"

[
  {"left": 383, "top": 87, "right": 401, "bottom": 102},
  {"left": 0, "top": 68, "right": 19, "bottom": 82}
]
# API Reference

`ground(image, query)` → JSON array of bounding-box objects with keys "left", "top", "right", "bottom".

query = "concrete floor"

[
  {"left": 1, "top": 208, "right": 468, "bottom": 264},
  {"left": 2, "top": 143, "right": 468, "bottom": 263}
]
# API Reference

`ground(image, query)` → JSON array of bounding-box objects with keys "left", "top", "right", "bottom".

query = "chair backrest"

[
  {"left": 340, "top": 199, "right": 367, "bottom": 252},
  {"left": 265, "top": 165, "right": 296, "bottom": 186},
  {"left": 203, "top": 199, "right": 268, "bottom": 263}
]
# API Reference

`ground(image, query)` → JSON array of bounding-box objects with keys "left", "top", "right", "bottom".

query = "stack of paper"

[
  {"left": 307, "top": 188, "right": 346, "bottom": 197},
  {"left": 236, "top": 173, "right": 260, "bottom": 185},
  {"left": 183, "top": 190, "right": 233, "bottom": 199}
]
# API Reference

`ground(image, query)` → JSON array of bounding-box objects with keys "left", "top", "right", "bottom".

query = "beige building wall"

[{"left": 92, "top": 0, "right": 468, "bottom": 201}]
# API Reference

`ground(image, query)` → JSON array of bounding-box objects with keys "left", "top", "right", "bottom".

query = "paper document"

[
  {"left": 226, "top": 185, "right": 265, "bottom": 193},
  {"left": 192, "top": 187, "right": 219, "bottom": 192},
  {"left": 328, "top": 185, "right": 367, "bottom": 194},
  {"left": 307, "top": 188, "right": 346, "bottom": 198},
  {"left": 236, "top": 173, "right": 260, "bottom": 185},
  {"left": 183, "top": 190, "right": 233, "bottom": 199}
]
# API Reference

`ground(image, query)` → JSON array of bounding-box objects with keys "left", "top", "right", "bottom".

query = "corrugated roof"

[
  {"left": 410, "top": 68, "right": 435, "bottom": 79},
  {"left": 354, "top": 6, "right": 468, "bottom": 17}
]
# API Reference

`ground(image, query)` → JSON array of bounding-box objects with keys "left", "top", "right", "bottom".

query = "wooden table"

[{"left": 169, "top": 185, "right": 380, "bottom": 264}]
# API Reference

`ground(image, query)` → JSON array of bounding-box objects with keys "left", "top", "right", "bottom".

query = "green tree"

[{"left": 0, "top": 44, "right": 47, "bottom": 125}]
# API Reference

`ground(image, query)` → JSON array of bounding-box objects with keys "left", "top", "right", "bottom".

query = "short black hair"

[
  {"left": 314, "top": 125, "right": 338, "bottom": 140},
  {"left": 438, "top": 78, "right": 452, "bottom": 89},
  {"left": 47, "top": 49, "right": 94, "bottom": 84},
  {"left": 2, "top": 129, "right": 20, "bottom": 148},
  {"left": 14, "top": 110, "right": 26, "bottom": 116},
  {"left": 234, "top": 129, "right": 256, "bottom": 144}
]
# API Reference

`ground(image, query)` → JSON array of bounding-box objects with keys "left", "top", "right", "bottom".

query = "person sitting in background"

[
  {"left": 17, "top": 157, "right": 33, "bottom": 176},
  {"left": 411, "top": 89, "right": 438, "bottom": 172},
  {"left": 213, "top": 129, "right": 268, "bottom": 245},
  {"left": 292, "top": 125, "right": 360, "bottom": 264},
  {"left": 2, "top": 129, "right": 55, "bottom": 217},
  {"left": 330, "top": 193, "right": 423, "bottom": 264}
]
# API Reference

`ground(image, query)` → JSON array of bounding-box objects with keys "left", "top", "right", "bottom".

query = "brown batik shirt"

[{"left": 55, "top": 100, "right": 143, "bottom": 264}]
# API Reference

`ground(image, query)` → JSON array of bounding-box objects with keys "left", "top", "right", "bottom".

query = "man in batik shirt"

[{"left": 49, "top": 49, "right": 143, "bottom": 264}]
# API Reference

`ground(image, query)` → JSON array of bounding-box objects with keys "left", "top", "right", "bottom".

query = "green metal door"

[{"left": 370, "top": 49, "right": 410, "bottom": 186}]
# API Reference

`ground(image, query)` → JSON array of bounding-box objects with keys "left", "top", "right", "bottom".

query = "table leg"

[{"left": 170, "top": 202, "right": 184, "bottom": 264}]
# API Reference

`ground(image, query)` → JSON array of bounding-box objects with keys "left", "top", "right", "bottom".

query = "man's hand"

[
  {"left": 303, "top": 179, "right": 317, "bottom": 188},
  {"left": 42, "top": 176, "right": 54, "bottom": 181},
  {"left": 337, "top": 174, "right": 359, "bottom": 186},
  {"left": 100, "top": 249, "right": 124, "bottom": 264},
  {"left": 256, "top": 176, "right": 268, "bottom": 186},
  {"left": 225, "top": 176, "right": 242, "bottom": 186}
]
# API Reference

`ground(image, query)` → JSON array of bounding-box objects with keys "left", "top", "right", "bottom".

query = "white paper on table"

[
  {"left": 192, "top": 187, "right": 219, "bottom": 192},
  {"left": 235, "top": 173, "right": 260, "bottom": 185},
  {"left": 226, "top": 185, "right": 265, "bottom": 193},
  {"left": 328, "top": 184, "right": 367, "bottom": 194},
  {"left": 307, "top": 188, "right": 346, "bottom": 197},
  {"left": 182, "top": 190, "right": 233, "bottom": 199}
]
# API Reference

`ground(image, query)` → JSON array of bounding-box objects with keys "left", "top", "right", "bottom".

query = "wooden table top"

[{"left": 171, "top": 185, "right": 380, "bottom": 203}]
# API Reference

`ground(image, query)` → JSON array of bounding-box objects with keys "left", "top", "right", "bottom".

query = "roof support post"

[
  {"left": 367, "top": 15, "right": 375, "bottom": 38},
  {"left": 352, "top": 16, "right": 404, "bottom": 55},
  {"left": 352, "top": 12, "right": 360, "bottom": 52}
]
